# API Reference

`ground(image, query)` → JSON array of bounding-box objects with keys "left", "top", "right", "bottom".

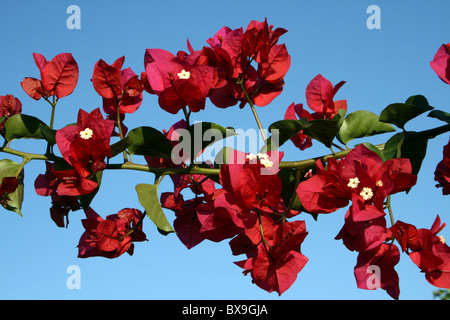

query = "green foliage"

[
  {"left": 4, "top": 114, "right": 48, "bottom": 142},
  {"left": 337, "top": 110, "right": 395, "bottom": 145},
  {"left": 135, "top": 183, "right": 174, "bottom": 235},
  {"left": 379, "top": 95, "right": 433, "bottom": 129},
  {"left": 302, "top": 109, "right": 346, "bottom": 148},
  {"left": 126, "top": 126, "right": 173, "bottom": 158}
]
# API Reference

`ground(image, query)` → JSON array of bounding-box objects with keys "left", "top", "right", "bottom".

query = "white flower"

[
  {"left": 257, "top": 152, "right": 269, "bottom": 160},
  {"left": 347, "top": 177, "right": 360, "bottom": 189},
  {"left": 376, "top": 180, "right": 383, "bottom": 187},
  {"left": 260, "top": 158, "right": 273, "bottom": 168},
  {"left": 439, "top": 235, "right": 446, "bottom": 244},
  {"left": 177, "top": 69, "right": 191, "bottom": 79},
  {"left": 360, "top": 187, "right": 374, "bottom": 201},
  {"left": 79, "top": 128, "right": 93, "bottom": 140},
  {"left": 246, "top": 153, "right": 257, "bottom": 161}
]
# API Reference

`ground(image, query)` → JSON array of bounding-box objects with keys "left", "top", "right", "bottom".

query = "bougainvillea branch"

[{"left": 1, "top": 18, "right": 450, "bottom": 299}]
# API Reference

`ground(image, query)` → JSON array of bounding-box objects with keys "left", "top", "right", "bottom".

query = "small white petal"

[
  {"left": 359, "top": 187, "right": 373, "bottom": 201},
  {"left": 347, "top": 177, "right": 360, "bottom": 189},
  {"left": 79, "top": 128, "right": 93, "bottom": 140},
  {"left": 177, "top": 69, "right": 191, "bottom": 79}
]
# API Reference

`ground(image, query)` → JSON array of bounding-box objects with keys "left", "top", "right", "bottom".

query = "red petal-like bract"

[
  {"left": 92, "top": 58, "right": 124, "bottom": 99},
  {"left": 40, "top": 53, "right": 79, "bottom": 99},
  {"left": 78, "top": 207, "right": 146, "bottom": 259},
  {"left": 284, "top": 102, "right": 312, "bottom": 150},
  {"left": 305, "top": 74, "right": 347, "bottom": 119},
  {"left": 430, "top": 43, "right": 450, "bottom": 85},
  {"left": 354, "top": 243, "right": 400, "bottom": 300},
  {"left": 55, "top": 108, "right": 114, "bottom": 178},
  {"left": 0, "top": 94, "right": 22, "bottom": 117},
  {"left": 20, "top": 78, "right": 46, "bottom": 100}
]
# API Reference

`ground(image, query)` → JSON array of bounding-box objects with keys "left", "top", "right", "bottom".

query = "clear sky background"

[{"left": 0, "top": 0, "right": 449, "bottom": 300}]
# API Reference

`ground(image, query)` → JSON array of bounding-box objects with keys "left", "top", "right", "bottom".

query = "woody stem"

[
  {"left": 386, "top": 195, "right": 395, "bottom": 226},
  {"left": 116, "top": 106, "right": 128, "bottom": 163},
  {"left": 237, "top": 79, "right": 267, "bottom": 143}
]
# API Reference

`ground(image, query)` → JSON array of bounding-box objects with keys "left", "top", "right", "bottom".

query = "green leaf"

[
  {"left": 302, "top": 109, "right": 346, "bottom": 148},
  {"left": 0, "top": 159, "right": 24, "bottom": 216},
  {"left": 278, "top": 168, "right": 302, "bottom": 211},
  {"left": 337, "top": 110, "right": 395, "bottom": 145},
  {"left": 360, "top": 142, "right": 385, "bottom": 161},
  {"left": 4, "top": 114, "right": 48, "bottom": 141},
  {"left": 382, "top": 132, "right": 404, "bottom": 161},
  {"left": 379, "top": 95, "right": 433, "bottom": 129},
  {"left": 428, "top": 110, "right": 450, "bottom": 124},
  {"left": 262, "top": 118, "right": 311, "bottom": 152},
  {"left": 39, "top": 125, "right": 57, "bottom": 145},
  {"left": 127, "top": 126, "right": 173, "bottom": 158},
  {"left": 399, "top": 132, "right": 428, "bottom": 176},
  {"left": 214, "top": 146, "right": 234, "bottom": 165},
  {"left": 110, "top": 136, "right": 132, "bottom": 158},
  {"left": 135, "top": 183, "right": 174, "bottom": 235},
  {"left": 185, "top": 122, "right": 236, "bottom": 160},
  {"left": 381, "top": 132, "right": 428, "bottom": 176}
]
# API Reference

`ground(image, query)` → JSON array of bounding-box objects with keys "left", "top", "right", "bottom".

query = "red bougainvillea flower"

[
  {"left": 232, "top": 216, "right": 308, "bottom": 295},
  {"left": 284, "top": 102, "right": 313, "bottom": 150},
  {"left": 161, "top": 192, "right": 206, "bottom": 249},
  {"left": 305, "top": 74, "right": 347, "bottom": 119},
  {"left": 0, "top": 94, "right": 22, "bottom": 117},
  {"left": 55, "top": 108, "right": 114, "bottom": 178},
  {"left": 297, "top": 144, "right": 417, "bottom": 215},
  {"left": 35, "top": 161, "right": 98, "bottom": 197},
  {"left": 0, "top": 94, "right": 22, "bottom": 134},
  {"left": 434, "top": 137, "right": 450, "bottom": 195},
  {"left": 204, "top": 19, "right": 290, "bottom": 109},
  {"left": 21, "top": 52, "right": 79, "bottom": 100},
  {"left": 91, "top": 56, "right": 144, "bottom": 116},
  {"left": 430, "top": 43, "right": 450, "bottom": 85},
  {"left": 78, "top": 207, "right": 146, "bottom": 259},
  {"left": 144, "top": 48, "right": 216, "bottom": 114},
  {"left": 34, "top": 161, "right": 89, "bottom": 227},
  {"left": 0, "top": 176, "right": 19, "bottom": 208},
  {"left": 219, "top": 150, "right": 284, "bottom": 212},
  {"left": 161, "top": 171, "right": 220, "bottom": 248},
  {"left": 390, "top": 216, "right": 450, "bottom": 288},
  {"left": 335, "top": 205, "right": 389, "bottom": 253},
  {"left": 354, "top": 243, "right": 401, "bottom": 300}
]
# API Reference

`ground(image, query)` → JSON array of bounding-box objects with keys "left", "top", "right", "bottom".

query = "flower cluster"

[
  {"left": 143, "top": 18, "right": 290, "bottom": 114},
  {"left": 2, "top": 18, "right": 447, "bottom": 299},
  {"left": 21, "top": 52, "right": 79, "bottom": 100},
  {"left": 161, "top": 148, "right": 307, "bottom": 295},
  {"left": 297, "top": 144, "right": 419, "bottom": 299},
  {"left": 0, "top": 94, "right": 22, "bottom": 134},
  {"left": 284, "top": 74, "right": 347, "bottom": 150},
  {"left": 78, "top": 207, "right": 147, "bottom": 258}
]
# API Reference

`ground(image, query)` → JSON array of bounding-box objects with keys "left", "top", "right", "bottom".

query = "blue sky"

[{"left": 0, "top": 0, "right": 449, "bottom": 300}]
